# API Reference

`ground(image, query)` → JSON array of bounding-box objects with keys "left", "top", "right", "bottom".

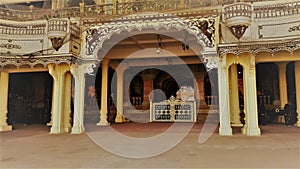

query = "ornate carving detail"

[
  {"left": 191, "top": 19, "right": 215, "bottom": 45},
  {"left": 0, "top": 43, "right": 21, "bottom": 50},
  {"left": 86, "top": 14, "right": 215, "bottom": 56},
  {"left": 0, "top": 56, "right": 76, "bottom": 68},
  {"left": 219, "top": 40, "right": 300, "bottom": 57},
  {"left": 202, "top": 54, "right": 219, "bottom": 71},
  {"left": 288, "top": 24, "right": 300, "bottom": 32},
  {"left": 229, "top": 25, "right": 248, "bottom": 40},
  {"left": 50, "top": 37, "right": 64, "bottom": 51},
  {"left": 84, "top": 63, "right": 97, "bottom": 75}
]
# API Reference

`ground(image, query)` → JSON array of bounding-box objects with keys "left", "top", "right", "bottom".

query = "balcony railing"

[{"left": 0, "top": 0, "right": 298, "bottom": 21}]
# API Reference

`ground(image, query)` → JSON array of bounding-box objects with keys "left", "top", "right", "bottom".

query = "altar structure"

[{"left": 0, "top": 0, "right": 299, "bottom": 136}]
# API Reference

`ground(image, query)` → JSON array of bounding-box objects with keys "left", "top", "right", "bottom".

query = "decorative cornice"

[
  {"left": 0, "top": 55, "right": 77, "bottom": 68},
  {"left": 218, "top": 40, "right": 300, "bottom": 57}
]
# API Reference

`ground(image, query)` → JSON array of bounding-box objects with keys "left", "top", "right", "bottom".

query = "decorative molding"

[
  {"left": 258, "top": 21, "right": 300, "bottom": 39},
  {"left": 0, "top": 55, "right": 76, "bottom": 68},
  {"left": 0, "top": 43, "right": 21, "bottom": 50},
  {"left": 289, "top": 24, "right": 300, "bottom": 32},
  {"left": 218, "top": 40, "right": 300, "bottom": 57}
]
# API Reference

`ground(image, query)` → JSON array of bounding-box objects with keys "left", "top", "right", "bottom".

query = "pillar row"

[{"left": 0, "top": 71, "right": 12, "bottom": 131}]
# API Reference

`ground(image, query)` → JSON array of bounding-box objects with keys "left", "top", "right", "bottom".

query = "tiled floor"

[{"left": 0, "top": 123, "right": 299, "bottom": 168}]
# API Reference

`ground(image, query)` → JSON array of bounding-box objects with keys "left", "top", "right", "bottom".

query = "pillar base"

[
  {"left": 115, "top": 113, "right": 123, "bottom": 123},
  {"left": 242, "top": 126, "right": 261, "bottom": 136},
  {"left": 295, "top": 123, "right": 300, "bottom": 127},
  {"left": 97, "top": 120, "right": 110, "bottom": 126},
  {"left": 46, "top": 122, "right": 52, "bottom": 126},
  {"left": 71, "top": 127, "right": 84, "bottom": 134},
  {"left": 219, "top": 127, "right": 232, "bottom": 136},
  {"left": 64, "top": 127, "right": 71, "bottom": 133},
  {"left": 231, "top": 123, "right": 243, "bottom": 127},
  {"left": 0, "top": 125, "right": 12, "bottom": 132},
  {"left": 50, "top": 126, "right": 63, "bottom": 134}
]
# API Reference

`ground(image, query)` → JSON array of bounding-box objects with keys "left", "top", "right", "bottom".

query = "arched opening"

[
  {"left": 129, "top": 75, "right": 144, "bottom": 106},
  {"left": 7, "top": 72, "right": 53, "bottom": 127}
]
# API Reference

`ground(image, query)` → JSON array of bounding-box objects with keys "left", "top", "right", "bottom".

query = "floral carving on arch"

[{"left": 86, "top": 14, "right": 217, "bottom": 69}]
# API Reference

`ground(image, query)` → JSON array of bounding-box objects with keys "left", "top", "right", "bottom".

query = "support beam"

[
  {"left": 97, "top": 59, "right": 110, "bottom": 126},
  {"left": 0, "top": 72, "right": 12, "bottom": 132}
]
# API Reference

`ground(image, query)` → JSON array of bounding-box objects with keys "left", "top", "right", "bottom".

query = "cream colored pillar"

[
  {"left": 49, "top": 64, "right": 69, "bottom": 134},
  {"left": 0, "top": 72, "right": 12, "bottom": 131},
  {"left": 278, "top": 62, "right": 288, "bottom": 109},
  {"left": 295, "top": 62, "right": 300, "bottom": 127},
  {"left": 218, "top": 64, "right": 232, "bottom": 136},
  {"left": 97, "top": 59, "right": 110, "bottom": 126},
  {"left": 63, "top": 72, "right": 72, "bottom": 132},
  {"left": 229, "top": 64, "right": 243, "bottom": 126},
  {"left": 115, "top": 65, "right": 128, "bottom": 123},
  {"left": 242, "top": 56, "right": 261, "bottom": 136},
  {"left": 52, "top": 0, "right": 57, "bottom": 9},
  {"left": 71, "top": 64, "right": 85, "bottom": 134}
]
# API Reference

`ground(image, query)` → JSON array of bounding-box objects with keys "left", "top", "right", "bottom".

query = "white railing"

[{"left": 150, "top": 96, "right": 197, "bottom": 122}]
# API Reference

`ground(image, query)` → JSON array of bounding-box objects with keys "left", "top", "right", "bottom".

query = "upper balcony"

[{"left": 1, "top": 0, "right": 293, "bottom": 22}]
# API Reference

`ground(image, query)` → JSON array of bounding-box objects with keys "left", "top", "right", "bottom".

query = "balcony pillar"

[
  {"left": 218, "top": 60, "right": 232, "bottom": 136},
  {"left": 71, "top": 64, "right": 85, "bottom": 134},
  {"left": 0, "top": 71, "right": 12, "bottom": 132},
  {"left": 115, "top": 65, "right": 128, "bottom": 123}
]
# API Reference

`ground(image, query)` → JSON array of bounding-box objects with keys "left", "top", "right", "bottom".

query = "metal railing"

[{"left": 150, "top": 96, "right": 197, "bottom": 122}]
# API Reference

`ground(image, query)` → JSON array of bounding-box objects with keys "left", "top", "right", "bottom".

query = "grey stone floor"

[{"left": 0, "top": 123, "right": 299, "bottom": 169}]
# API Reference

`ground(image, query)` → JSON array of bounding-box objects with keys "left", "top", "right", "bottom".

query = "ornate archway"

[{"left": 85, "top": 12, "right": 218, "bottom": 70}]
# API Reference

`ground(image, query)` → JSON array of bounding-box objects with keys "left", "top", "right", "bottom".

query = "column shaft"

[
  {"left": 0, "top": 72, "right": 12, "bottom": 131},
  {"left": 242, "top": 62, "right": 261, "bottom": 136},
  {"left": 115, "top": 66, "right": 127, "bottom": 123},
  {"left": 218, "top": 67, "right": 232, "bottom": 136},
  {"left": 63, "top": 72, "right": 72, "bottom": 132},
  {"left": 71, "top": 65, "right": 85, "bottom": 134},
  {"left": 229, "top": 65, "right": 242, "bottom": 126},
  {"left": 278, "top": 62, "right": 288, "bottom": 109},
  {"left": 97, "top": 59, "right": 110, "bottom": 125},
  {"left": 295, "top": 62, "right": 300, "bottom": 126}
]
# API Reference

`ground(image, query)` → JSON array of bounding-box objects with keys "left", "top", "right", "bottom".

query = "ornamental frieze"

[{"left": 218, "top": 40, "right": 300, "bottom": 57}]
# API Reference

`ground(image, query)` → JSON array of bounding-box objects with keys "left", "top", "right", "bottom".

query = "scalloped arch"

[{"left": 86, "top": 14, "right": 212, "bottom": 58}]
